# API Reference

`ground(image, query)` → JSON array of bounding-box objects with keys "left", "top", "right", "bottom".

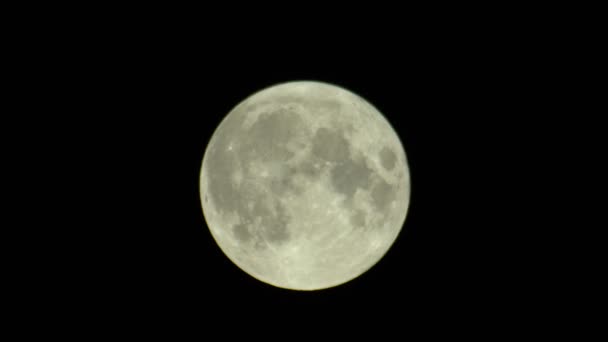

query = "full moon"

[{"left": 200, "top": 81, "right": 411, "bottom": 290}]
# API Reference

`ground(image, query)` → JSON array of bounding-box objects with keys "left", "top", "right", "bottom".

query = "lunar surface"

[{"left": 200, "top": 81, "right": 411, "bottom": 290}]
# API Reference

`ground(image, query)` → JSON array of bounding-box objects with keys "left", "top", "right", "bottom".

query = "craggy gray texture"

[
  {"left": 379, "top": 146, "right": 397, "bottom": 171},
  {"left": 330, "top": 159, "right": 373, "bottom": 199},
  {"left": 239, "top": 109, "right": 300, "bottom": 162},
  {"left": 311, "top": 127, "right": 350, "bottom": 162},
  {"left": 205, "top": 109, "right": 298, "bottom": 248},
  {"left": 201, "top": 81, "right": 411, "bottom": 291},
  {"left": 371, "top": 179, "right": 395, "bottom": 211},
  {"left": 350, "top": 210, "right": 367, "bottom": 228}
]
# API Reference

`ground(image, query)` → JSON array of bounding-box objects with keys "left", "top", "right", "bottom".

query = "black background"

[{"left": 22, "top": 8, "right": 566, "bottom": 336}]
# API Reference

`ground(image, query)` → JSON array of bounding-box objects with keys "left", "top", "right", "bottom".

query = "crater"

[
  {"left": 206, "top": 108, "right": 305, "bottom": 221},
  {"left": 238, "top": 109, "right": 301, "bottom": 163},
  {"left": 259, "top": 201, "right": 291, "bottom": 244},
  {"left": 379, "top": 146, "right": 397, "bottom": 171},
  {"left": 244, "top": 197, "right": 292, "bottom": 245},
  {"left": 371, "top": 179, "right": 396, "bottom": 211},
  {"left": 268, "top": 173, "right": 292, "bottom": 195},
  {"left": 295, "top": 158, "right": 323, "bottom": 179},
  {"left": 205, "top": 109, "right": 248, "bottom": 215},
  {"left": 311, "top": 127, "right": 350, "bottom": 163},
  {"left": 262, "top": 217, "right": 290, "bottom": 243},
  {"left": 233, "top": 223, "right": 252, "bottom": 242},
  {"left": 330, "top": 158, "right": 373, "bottom": 199},
  {"left": 205, "top": 148, "right": 241, "bottom": 214},
  {"left": 350, "top": 210, "right": 366, "bottom": 228}
]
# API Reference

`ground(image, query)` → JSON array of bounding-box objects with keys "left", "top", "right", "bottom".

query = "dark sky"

[
  {"left": 83, "top": 47, "right": 516, "bottom": 320},
  {"left": 28, "top": 12, "right": 561, "bottom": 336}
]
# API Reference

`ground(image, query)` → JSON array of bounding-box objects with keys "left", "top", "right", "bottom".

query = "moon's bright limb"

[{"left": 200, "top": 81, "right": 411, "bottom": 290}]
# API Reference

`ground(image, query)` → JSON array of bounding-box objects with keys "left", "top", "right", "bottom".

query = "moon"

[{"left": 200, "top": 81, "right": 411, "bottom": 290}]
